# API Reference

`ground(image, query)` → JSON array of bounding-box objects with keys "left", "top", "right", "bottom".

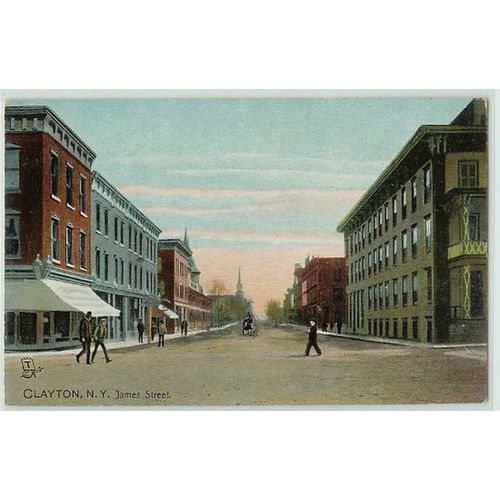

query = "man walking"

[
  {"left": 137, "top": 318, "right": 145, "bottom": 343},
  {"left": 183, "top": 319, "right": 188, "bottom": 336},
  {"left": 91, "top": 318, "right": 112, "bottom": 364},
  {"left": 76, "top": 311, "right": 93, "bottom": 364},
  {"left": 305, "top": 320, "right": 322, "bottom": 357},
  {"left": 158, "top": 320, "right": 166, "bottom": 347}
]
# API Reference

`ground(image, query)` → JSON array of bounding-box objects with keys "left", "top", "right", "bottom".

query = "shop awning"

[
  {"left": 158, "top": 304, "right": 180, "bottom": 319},
  {"left": 5, "top": 279, "right": 120, "bottom": 317}
]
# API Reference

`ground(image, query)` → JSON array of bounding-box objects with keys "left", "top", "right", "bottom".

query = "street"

[{"left": 4, "top": 323, "right": 487, "bottom": 406}]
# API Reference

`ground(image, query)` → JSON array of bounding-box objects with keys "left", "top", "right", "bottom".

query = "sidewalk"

[
  {"left": 283, "top": 323, "right": 487, "bottom": 350},
  {"left": 4, "top": 322, "right": 239, "bottom": 358}
]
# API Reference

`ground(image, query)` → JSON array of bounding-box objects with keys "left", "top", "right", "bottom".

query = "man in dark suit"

[
  {"left": 305, "top": 320, "right": 322, "bottom": 356},
  {"left": 76, "top": 311, "right": 92, "bottom": 364},
  {"left": 137, "top": 318, "right": 145, "bottom": 343}
]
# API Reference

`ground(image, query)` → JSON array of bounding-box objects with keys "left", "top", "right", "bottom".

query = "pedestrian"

[
  {"left": 137, "top": 318, "right": 145, "bottom": 343},
  {"left": 158, "top": 320, "right": 166, "bottom": 347},
  {"left": 91, "top": 318, "right": 112, "bottom": 364},
  {"left": 76, "top": 311, "right": 93, "bottom": 364},
  {"left": 329, "top": 320, "right": 334, "bottom": 332},
  {"left": 183, "top": 319, "right": 189, "bottom": 336},
  {"left": 337, "top": 320, "right": 342, "bottom": 335},
  {"left": 305, "top": 320, "right": 322, "bottom": 357}
]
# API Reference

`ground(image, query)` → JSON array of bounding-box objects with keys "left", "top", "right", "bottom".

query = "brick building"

[
  {"left": 295, "top": 256, "right": 346, "bottom": 331},
  {"left": 337, "top": 99, "right": 487, "bottom": 344},
  {"left": 156, "top": 231, "right": 211, "bottom": 333},
  {"left": 4, "top": 106, "right": 118, "bottom": 350}
]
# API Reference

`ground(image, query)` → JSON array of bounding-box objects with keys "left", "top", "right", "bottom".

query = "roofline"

[
  {"left": 92, "top": 170, "right": 162, "bottom": 236},
  {"left": 158, "top": 238, "right": 192, "bottom": 257},
  {"left": 336, "top": 124, "right": 486, "bottom": 232},
  {"left": 5, "top": 105, "right": 97, "bottom": 159}
]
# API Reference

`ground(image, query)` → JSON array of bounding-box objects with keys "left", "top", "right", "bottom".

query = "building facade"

[
  {"left": 4, "top": 106, "right": 117, "bottom": 350},
  {"left": 157, "top": 232, "right": 212, "bottom": 332},
  {"left": 295, "top": 257, "right": 346, "bottom": 330},
  {"left": 91, "top": 172, "right": 162, "bottom": 342},
  {"left": 337, "top": 99, "right": 487, "bottom": 344}
]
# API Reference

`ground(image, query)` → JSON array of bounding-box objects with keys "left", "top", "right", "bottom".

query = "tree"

[
  {"left": 266, "top": 299, "right": 283, "bottom": 327},
  {"left": 210, "top": 279, "right": 227, "bottom": 327}
]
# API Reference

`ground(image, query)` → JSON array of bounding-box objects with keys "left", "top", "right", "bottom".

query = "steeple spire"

[
  {"left": 236, "top": 267, "right": 244, "bottom": 296},
  {"left": 183, "top": 227, "right": 190, "bottom": 249}
]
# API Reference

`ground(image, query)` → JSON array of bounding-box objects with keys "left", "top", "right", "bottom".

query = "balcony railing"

[{"left": 448, "top": 240, "right": 487, "bottom": 260}]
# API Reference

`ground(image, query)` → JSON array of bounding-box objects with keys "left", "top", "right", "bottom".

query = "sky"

[{"left": 10, "top": 96, "right": 471, "bottom": 313}]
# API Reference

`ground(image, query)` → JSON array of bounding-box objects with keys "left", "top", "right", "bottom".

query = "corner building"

[{"left": 337, "top": 99, "right": 487, "bottom": 344}]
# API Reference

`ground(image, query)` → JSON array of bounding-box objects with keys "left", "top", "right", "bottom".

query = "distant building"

[
  {"left": 282, "top": 265, "right": 300, "bottom": 324},
  {"left": 157, "top": 231, "right": 212, "bottom": 333},
  {"left": 295, "top": 257, "right": 346, "bottom": 330},
  {"left": 91, "top": 171, "right": 161, "bottom": 342},
  {"left": 4, "top": 106, "right": 118, "bottom": 350},
  {"left": 337, "top": 99, "right": 487, "bottom": 343}
]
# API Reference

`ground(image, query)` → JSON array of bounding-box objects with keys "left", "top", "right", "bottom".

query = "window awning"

[{"left": 4, "top": 279, "right": 120, "bottom": 317}]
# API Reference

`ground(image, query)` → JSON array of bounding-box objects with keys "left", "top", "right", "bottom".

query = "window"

[
  {"left": 402, "top": 230, "right": 408, "bottom": 263},
  {"left": 411, "top": 224, "right": 418, "bottom": 258},
  {"left": 392, "top": 236, "right": 398, "bottom": 265},
  {"left": 458, "top": 160, "right": 479, "bottom": 188},
  {"left": 385, "top": 281, "right": 389, "bottom": 309},
  {"left": 140, "top": 267, "right": 143, "bottom": 289},
  {"left": 362, "top": 225, "right": 366, "bottom": 249},
  {"left": 5, "top": 215, "right": 21, "bottom": 258},
  {"left": 373, "top": 214, "right": 378, "bottom": 239},
  {"left": 120, "top": 259, "right": 124, "bottom": 285},
  {"left": 79, "top": 232, "right": 87, "bottom": 269},
  {"left": 66, "top": 226, "right": 73, "bottom": 265},
  {"left": 5, "top": 145, "right": 20, "bottom": 190},
  {"left": 426, "top": 267, "right": 432, "bottom": 303},
  {"left": 424, "top": 215, "right": 432, "bottom": 251},
  {"left": 104, "top": 209, "right": 109, "bottom": 236},
  {"left": 392, "top": 195, "right": 397, "bottom": 226},
  {"left": 384, "top": 241, "right": 389, "bottom": 267},
  {"left": 385, "top": 319, "right": 390, "bottom": 337},
  {"left": 468, "top": 213, "right": 480, "bottom": 241},
  {"left": 362, "top": 256, "right": 366, "bottom": 279},
  {"left": 368, "top": 252, "right": 372, "bottom": 276},
  {"left": 384, "top": 203, "right": 389, "bottom": 231},
  {"left": 120, "top": 220, "right": 125, "bottom": 245},
  {"left": 79, "top": 176, "right": 87, "bottom": 213},
  {"left": 134, "top": 265, "right": 138, "bottom": 288},
  {"left": 128, "top": 262, "right": 132, "bottom": 285},
  {"left": 114, "top": 256, "right": 119, "bottom": 282},
  {"left": 334, "top": 268, "right": 342, "bottom": 281},
  {"left": 368, "top": 319, "right": 372, "bottom": 335},
  {"left": 140, "top": 233, "right": 143, "bottom": 256},
  {"left": 411, "top": 177, "right": 417, "bottom": 212},
  {"left": 378, "top": 283, "right": 383, "bottom": 310},
  {"left": 134, "top": 228, "right": 138, "bottom": 252},
  {"left": 412, "top": 317, "right": 419, "bottom": 340},
  {"left": 471, "top": 271, "right": 484, "bottom": 317},
  {"left": 378, "top": 246, "right": 383, "bottom": 271},
  {"left": 368, "top": 286, "right": 372, "bottom": 309},
  {"left": 402, "top": 319, "right": 408, "bottom": 339},
  {"left": 378, "top": 209, "right": 383, "bottom": 235},
  {"left": 114, "top": 217, "right": 119, "bottom": 242},
  {"left": 51, "top": 217, "right": 59, "bottom": 261},
  {"left": 401, "top": 187, "right": 407, "bottom": 220},
  {"left": 412, "top": 272, "right": 418, "bottom": 305},
  {"left": 393, "top": 319, "right": 398, "bottom": 338},
  {"left": 104, "top": 253, "right": 109, "bottom": 281},
  {"left": 402, "top": 275, "right": 408, "bottom": 306},
  {"left": 423, "top": 165, "right": 432, "bottom": 203},
  {"left": 129, "top": 224, "right": 132, "bottom": 249},
  {"left": 66, "top": 164, "right": 73, "bottom": 206},
  {"left": 393, "top": 278, "right": 399, "bottom": 307},
  {"left": 50, "top": 152, "right": 59, "bottom": 197},
  {"left": 95, "top": 248, "right": 101, "bottom": 278},
  {"left": 96, "top": 203, "right": 101, "bottom": 232},
  {"left": 373, "top": 319, "right": 378, "bottom": 336},
  {"left": 368, "top": 219, "right": 372, "bottom": 243}
]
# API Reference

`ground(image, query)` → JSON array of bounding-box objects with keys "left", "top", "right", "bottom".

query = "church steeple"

[{"left": 236, "top": 267, "right": 244, "bottom": 297}]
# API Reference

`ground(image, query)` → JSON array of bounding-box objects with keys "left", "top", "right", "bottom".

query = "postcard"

[{"left": 2, "top": 93, "right": 489, "bottom": 407}]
